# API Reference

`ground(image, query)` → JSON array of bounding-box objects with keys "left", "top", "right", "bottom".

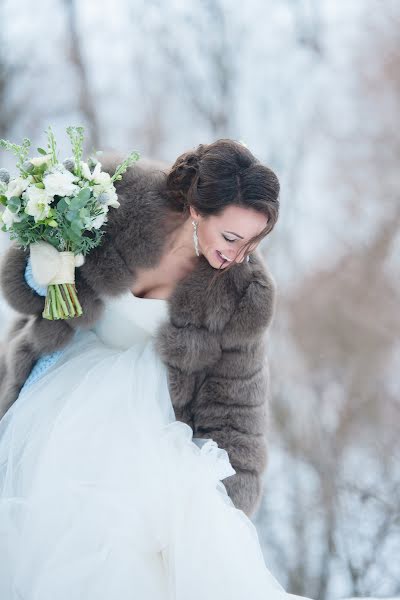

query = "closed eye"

[{"left": 222, "top": 234, "right": 236, "bottom": 243}]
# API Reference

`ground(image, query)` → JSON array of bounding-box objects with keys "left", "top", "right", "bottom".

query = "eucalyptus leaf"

[
  {"left": 76, "top": 187, "right": 91, "bottom": 203},
  {"left": 56, "top": 198, "right": 69, "bottom": 213},
  {"left": 79, "top": 208, "right": 89, "bottom": 219},
  {"left": 8, "top": 196, "right": 21, "bottom": 213},
  {"left": 67, "top": 228, "right": 82, "bottom": 245},
  {"left": 66, "top": 209, "right": 79, "bottom": 222},
  {"left": 71, "top": 219, "right": 84, "bottom": 234}
]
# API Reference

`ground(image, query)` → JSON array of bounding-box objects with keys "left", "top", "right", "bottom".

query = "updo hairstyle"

[{"left": 166, "top": 139, "right": 280, "bottom": 271}]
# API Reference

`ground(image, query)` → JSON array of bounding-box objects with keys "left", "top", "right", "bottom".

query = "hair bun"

[
  {"left": 166, "top": 147, "right": 204, "bottom": 211},
  {"left": 176, "top": 151, "right": 200, "bottom": 176}
]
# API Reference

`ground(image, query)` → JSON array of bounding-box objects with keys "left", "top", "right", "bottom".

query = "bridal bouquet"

[{"left": 0, "top": 126, "right": 140, "bottom": 320}]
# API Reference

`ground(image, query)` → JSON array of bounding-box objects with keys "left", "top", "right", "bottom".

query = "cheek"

[{"left": 200, "top": 225, "right": 218, "bottom": 251}]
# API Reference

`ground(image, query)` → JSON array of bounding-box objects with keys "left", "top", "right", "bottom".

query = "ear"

[{"left": 189, "top": 205, "right": 200, "bottom": 220}]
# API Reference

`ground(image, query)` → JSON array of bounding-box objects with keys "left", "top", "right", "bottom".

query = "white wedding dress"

[{"left": 0, "top": 290, "right": 311, "bottom": 600}]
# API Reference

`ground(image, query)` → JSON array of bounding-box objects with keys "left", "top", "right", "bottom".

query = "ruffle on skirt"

[{"left": 0, "top": 330, "right": 307, "bottom": 600}]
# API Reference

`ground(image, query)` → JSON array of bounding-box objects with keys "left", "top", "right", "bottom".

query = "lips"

[{"left": 216, "top": 250, "right": 232, "bottom": 262}]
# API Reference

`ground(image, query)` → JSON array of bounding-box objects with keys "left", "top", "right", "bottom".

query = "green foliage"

[
  {"left": 45, "top": 126, "right": 58, "bottom": 165},
  {"left": 8, "top": 196, "right": 21, "bottom": 213},
  {"left": 7, "top": 191, "right": 105, "bottom": 256},
  {"left": 66, "top": 126, "right": 84, "bottom": 178},
  {"left": 0, "top": 137, "right": 31, "bottom": 169},
  {"left": 111, "top": 150, "right": 141, "bottom": 182}
]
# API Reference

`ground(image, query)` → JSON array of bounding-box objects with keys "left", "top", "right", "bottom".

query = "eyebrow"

[{"left": 225, "top": 230, "right": 244, "bottom": 239}]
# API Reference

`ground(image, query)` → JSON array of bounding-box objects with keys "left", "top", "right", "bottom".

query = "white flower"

[
  {"left": 1, "top": 206, "right": 22, "bottom": 229},
  {"left": 30, "top": 154, "right": 52, "bottom": 167},
  {"left": 80, "top": 161, "right": 104, "bottom": 180},
  {"left": 5, "top": 177, "right": 29, "bottom": 200},
  {"left": 91, "top": 162, "right": 103, "bottom": 178},
  {"left": 24, "top": 186, "right": 52, "bottom": 222},
  {"left": 81, "top": 161, "right": 104, "bottom": 183},
  {"left": 80, "top": 161, "right": 93, "bottom": 180},
  {"left": 82, "top": 162, "right": 120, "bottom": 208},
  {"left": 90, "top": 208, "right": 108, "bottom": 230},
  {"left": 100, "top": 186, "right": 120, "bottom": 208},
  {"left": 43, "top": 168, "right": 79, "bottom": 197},
  {"left": 25, "top": 185, "right": 51, "bottom": 203},
  {"left": 93, "top": 171, "right": 111, "bottom": 189}
]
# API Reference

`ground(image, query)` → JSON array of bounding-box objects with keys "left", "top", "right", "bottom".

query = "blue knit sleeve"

[
  {"left": 21, "top": 351, "right": 65, "bottom": 392},
  {"left": 24, "top": 256, "right": 47, "bottom": 296},
  {"left": 20, "top": 256, "right": 65, "bottom": 392}
]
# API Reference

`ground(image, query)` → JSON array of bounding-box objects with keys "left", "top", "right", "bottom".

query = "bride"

[{"left": 0, "top": 139, "right": 312, "bottom": 599}]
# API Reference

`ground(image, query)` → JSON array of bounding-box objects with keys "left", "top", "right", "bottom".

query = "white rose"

[
  {"left": 25, "top": 185, "right": 51, "bottom": 204},
  {"left": 6, "top": 177, "right": 29, "bottom": 200},
  {"left": 30, "top": 155, "right": 52, "bottom": 167},
  {"left": 1, "top": 206, "right": 22, "bottom": 229},
  {"left": 43, "top": 169, "right": 79, "bottom": 197},
  {"left": 25, "top": 186, "right": 52, "bottom": 222}
]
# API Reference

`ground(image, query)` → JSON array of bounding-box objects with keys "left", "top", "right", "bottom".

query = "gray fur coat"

[{"left": 0, "top": 161, "right": 277, "bottom": 517}]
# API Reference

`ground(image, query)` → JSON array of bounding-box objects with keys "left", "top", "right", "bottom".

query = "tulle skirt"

[{"left": 0, "top": 330, "right": 307, "bottom": 600}]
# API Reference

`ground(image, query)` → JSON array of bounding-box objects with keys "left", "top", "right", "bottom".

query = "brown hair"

[{"left": 166, "top": 139, "right": 280, "bottom": 283}]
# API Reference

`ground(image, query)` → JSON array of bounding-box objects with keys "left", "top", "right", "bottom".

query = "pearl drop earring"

[{"left": 192, "top": 220, "right": 200, "bottom": 257}]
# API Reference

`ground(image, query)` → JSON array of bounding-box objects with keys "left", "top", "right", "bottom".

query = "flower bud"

[
  {"left": 22, "top": 161, "right": 34, "bottom": 173},
  {"left": 63, "top": 159, "right": 75, "bottom": 172},
  {"left": 97, "top": 192, "right": 109, "bottom": 204},
  {"left": 0, "top": 168, "right": 10, "bottom": 184},
  {"left": 87, "top": 156, "right": 98, "bottom": 170}
]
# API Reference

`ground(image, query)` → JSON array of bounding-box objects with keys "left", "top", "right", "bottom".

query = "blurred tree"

[
  {"left": 62, "top": 0, "right": 99, "bottom": 150},
  {"left": 156, "top": 0, "right": 241, "bottom": 138},
  {"left": 255, "top": 2, "right": 400, "bottom": 598}
]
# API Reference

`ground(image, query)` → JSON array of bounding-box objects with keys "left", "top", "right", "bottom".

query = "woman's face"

[{"left": 189, "top": 204, "right": 268, "bottom": 269}]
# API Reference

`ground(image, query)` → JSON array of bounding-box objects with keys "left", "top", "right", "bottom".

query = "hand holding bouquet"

[{"left": 0, "top": 126, "right": 140, "bottom": 320}]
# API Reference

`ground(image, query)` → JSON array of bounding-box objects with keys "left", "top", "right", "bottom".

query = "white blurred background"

[{"left": 0, "top": 1, "right": 399, "bottom": 598}]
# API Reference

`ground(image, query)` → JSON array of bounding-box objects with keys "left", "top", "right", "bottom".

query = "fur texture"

[{"left": 0, "top": 159, "right": 277, "bottom": 516}]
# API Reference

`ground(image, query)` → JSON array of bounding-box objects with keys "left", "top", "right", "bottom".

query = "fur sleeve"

[
  {"left": 154, "top": 321, "right": 222, "bottom": 373},
  {"left": 190, "top": 277, "right": 276, "bottom": 516},
  {"left": 0, "top": 243, "right": 45, "bottom": 315},
  {"left": 191, "top": 334, "right": 271, "bottom": 517}
]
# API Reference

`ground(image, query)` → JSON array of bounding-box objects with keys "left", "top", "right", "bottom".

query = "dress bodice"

[{"left": 93, "top": 291, "right": 169, "bottom": 350}]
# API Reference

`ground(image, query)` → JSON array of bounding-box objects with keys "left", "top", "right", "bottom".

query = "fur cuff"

[{"left": 0, "top": 244, "right": 45, "bottom": 315}]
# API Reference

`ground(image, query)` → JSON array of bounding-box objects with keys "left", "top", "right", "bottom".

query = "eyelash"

[{"left": 222, "top": 235, "right": 236, "bottom": 243}]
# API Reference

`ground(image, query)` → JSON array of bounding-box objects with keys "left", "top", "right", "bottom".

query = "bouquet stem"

[{"left": 42, "top": 283, "right": 83, "bottom": 320}]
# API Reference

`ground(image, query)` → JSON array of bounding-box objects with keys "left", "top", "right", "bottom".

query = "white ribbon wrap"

[{"left": 29, "top": 241, "right": 85, "bottom": 287}]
